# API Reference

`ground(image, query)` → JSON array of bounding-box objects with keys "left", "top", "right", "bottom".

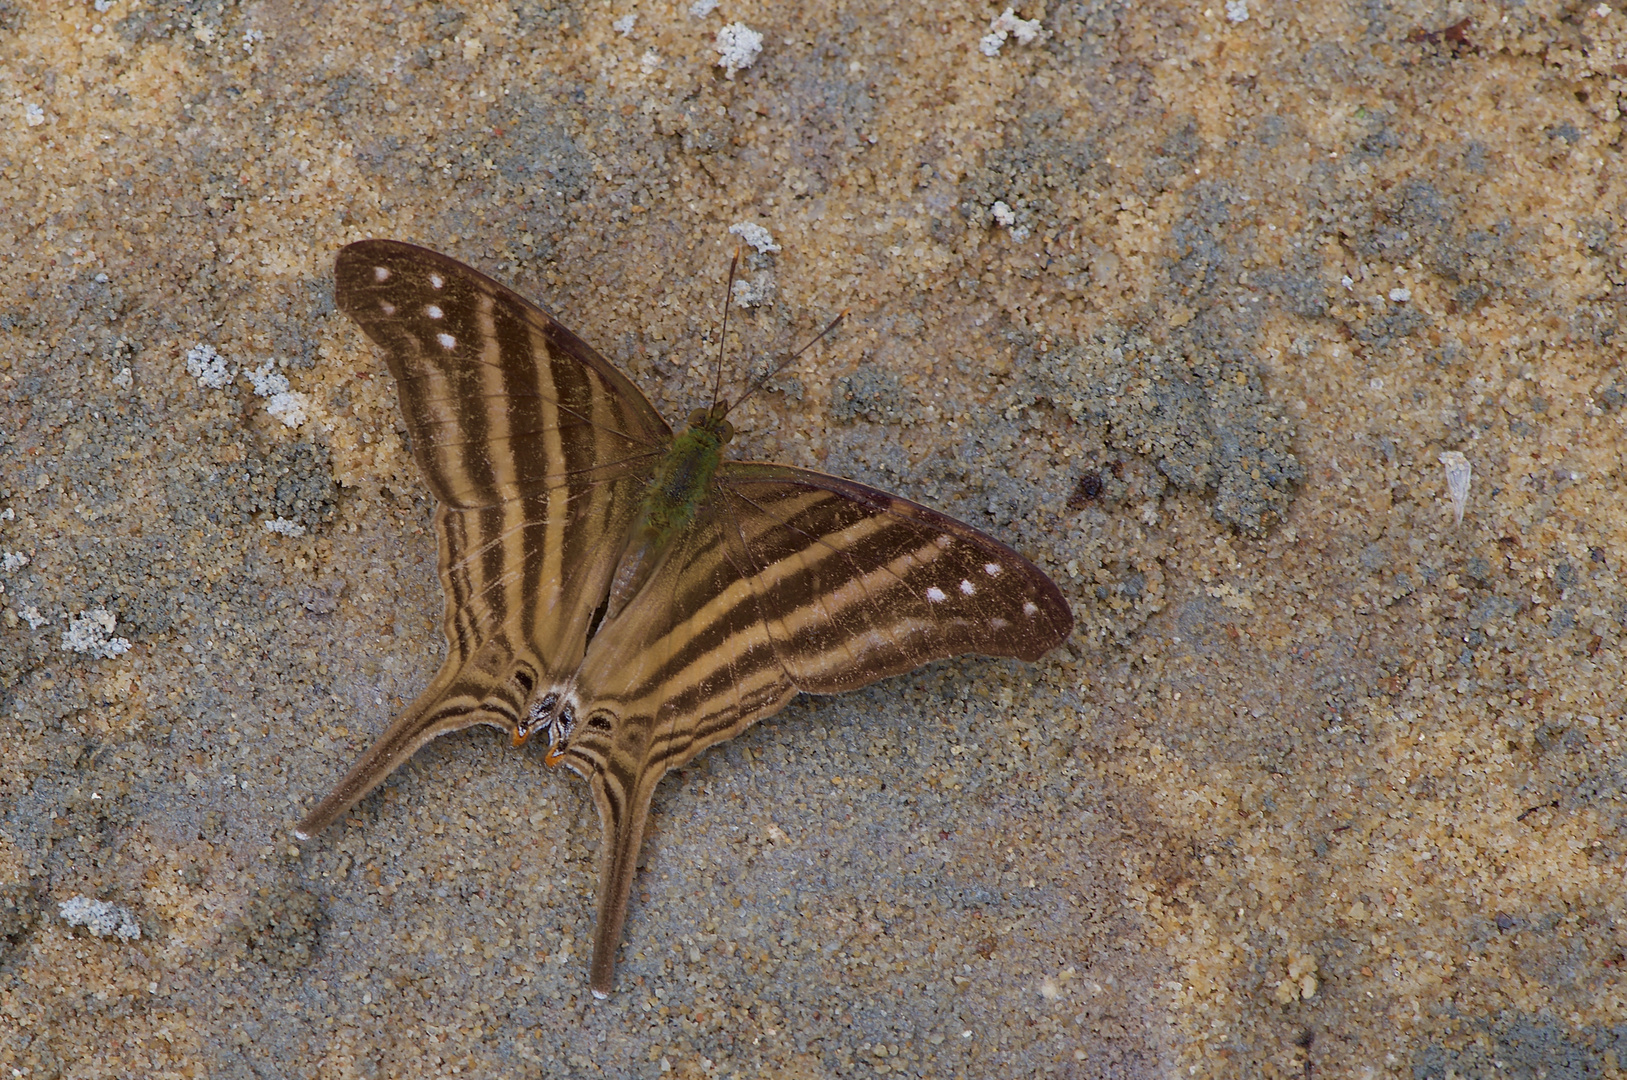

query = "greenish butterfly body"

[{"left": 297, "top": 239, "right": 1073, "bottom": 997}]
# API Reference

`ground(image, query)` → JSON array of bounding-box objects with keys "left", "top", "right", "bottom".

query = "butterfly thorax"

[
  {"left": 602, "top": 406, "right": 735, "bottom": 622},
  {"left": 645, "top": 411, "right": 730, "bottom": 540}
]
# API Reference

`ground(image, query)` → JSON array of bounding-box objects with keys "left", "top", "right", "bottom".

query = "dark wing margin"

[
  {"left": 334, "top": 239, "right": 670, "bottom": 509},
  {"left": 715, "top": 462, "right": 1073, "bottom": 690}
]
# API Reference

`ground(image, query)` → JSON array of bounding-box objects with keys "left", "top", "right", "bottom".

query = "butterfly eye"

[
  {"left": 717, "top": 420, "right": 735, "bottom": 443},
  {"left": 686, "top": 408, "right": 708, "bottom": 429}
]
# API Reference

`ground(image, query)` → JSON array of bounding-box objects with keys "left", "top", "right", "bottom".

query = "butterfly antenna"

[
  {"left": 710, "top": 247, "right": 742, "bottom": 413},
  {"left": 724, "top": 309, "right": 849, "bottom": 418}
]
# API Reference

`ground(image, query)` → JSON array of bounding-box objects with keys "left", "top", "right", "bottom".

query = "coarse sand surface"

[{"left": 2, "top": 0, "right": 1625, "bottom": 1076}]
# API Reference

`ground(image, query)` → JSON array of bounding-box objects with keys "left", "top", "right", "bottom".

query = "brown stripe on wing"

[
  {"left": 437, "top": 479, "right": 651, "bottom": 676},
  {"left": 438, "top": 500, "right": 529, "bottom": 669},
  {"left": 721, "top": 491, "right": 957, "bottom": 683}
]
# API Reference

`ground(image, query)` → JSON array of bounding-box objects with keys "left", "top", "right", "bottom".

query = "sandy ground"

[{"left": 3, "top": 0, "right": 1626, "bottom": 1075}]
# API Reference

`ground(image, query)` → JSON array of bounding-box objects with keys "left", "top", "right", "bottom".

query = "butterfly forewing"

[
  {"left": 719, "top": 464, "right": 1073, "bottom": 684},
  {"left": 334, "top": 240, "right": 670, "bottom": 507},
  {"left": 564, "top": 463, "right": 1070, "bottom": 781}
]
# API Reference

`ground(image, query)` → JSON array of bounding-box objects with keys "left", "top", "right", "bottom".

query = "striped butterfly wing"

[
  {"left": 564, "top": 462, "right": 1072, "bottom": 992},
  {"left": 297, "top": 241, "right": 671, "bottom": 838},
  {"left": 719, "top": 464, "right": 1074, "bottom": 681}
]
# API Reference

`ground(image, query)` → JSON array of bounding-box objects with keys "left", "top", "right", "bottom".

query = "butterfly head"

[
  {"left": 685, "top": 403, "right": 735, "bottom": 444},
  {"left": 514, "top": 689, "right": 578, "bottom": 766}
]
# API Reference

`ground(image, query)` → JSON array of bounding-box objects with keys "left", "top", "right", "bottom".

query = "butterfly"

[{"left": 295, "top": 239, "right": 1073, "bottom": 997}]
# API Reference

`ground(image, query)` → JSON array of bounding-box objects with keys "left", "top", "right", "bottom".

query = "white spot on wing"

[
  {"left": 1022, "top": 601, "right": 1039, "bottom": 617},
  {"left": 926, "top": 586, "right": 947, "bottom": 603},
  {"left": 984, "top": 562, "right": 1002, "bottom": 576},
  {"left": 429, "top": 273, "right": 445, "bottom": 289},
  {"left": 990, "top": 617, "right": 1008, "bottom": 630},
  {"left": 959, "top": 579, "right": 975, "bottom": 596},
  {"left": 437, "top": 332, "right": 456, "bottom": 350},
  {"left": 425, "top": 304, "right": 444, "bottom": 319},
  {"left": 378, "top": 301, "right": 396, "bottom": 315},
  {"left": 936, "top": 534, "right": 953, "bottom": 549},
  {"left": 373, "top": 265, "right": 390, "bottom": 282}
]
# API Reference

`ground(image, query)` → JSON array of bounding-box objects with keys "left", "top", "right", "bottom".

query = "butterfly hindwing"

[
  {"left": 560, "top": 464, "right": 1070, "bottom": 992},
  {"left": 564, "top": 508, "right": 804, "bottom": 991},
  {"left": 301, "top": 242, "right": 667, "bottom": 837}
]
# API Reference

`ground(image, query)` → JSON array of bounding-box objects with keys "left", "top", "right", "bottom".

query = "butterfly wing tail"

[
  {"left": 586, "top": 767, "right": 659, "bottom": 998},
  {"left": 294, "top": 673, "right": 512, "bottom": 839}
]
